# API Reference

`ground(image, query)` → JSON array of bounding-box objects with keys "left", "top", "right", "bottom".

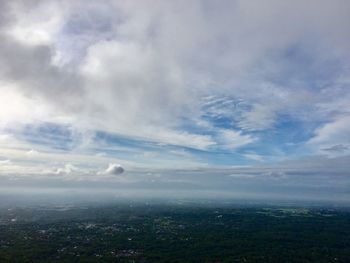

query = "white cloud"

[
  {"left": 218, "top": 129, "right": 256, "bottom": 150},
  {"left": 54, "top": 163, "right": 79, "bottom": 175},
  {"left": 5, "top": 0, "right": 65, "bottom": 45},
  {"left": 1, "top": 1, "right": 349, "bottom": 144},
  {"left": 79, "top": 39, "right": 215, "bottom": 150},
  {"left": 25, "top": 149, "right": 39, "bottom": 157},
  {"left": 243, "top": 153, "right": 264, "bottom": 162},
  {"left": 99, "top": 163, "right": 124, "bottom": 176},
  {"left": 0, "top": 85, "right": 54, "bottom": 128},
  {"left": 238, "top": 104, "right": 277, "bottom": 131},
  {"left": 308, "top": 115, "right": 350, "bottom": 154},
  {"left": 0, "top": 159, "right": 11, "bottom": 165}
]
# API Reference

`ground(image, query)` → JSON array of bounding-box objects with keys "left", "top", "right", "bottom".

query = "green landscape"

[{"left": 1, "top": 203, "right": 349, "bottom": 262}]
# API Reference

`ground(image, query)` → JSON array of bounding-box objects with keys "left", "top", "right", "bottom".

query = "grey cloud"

[
  {"left": 322, "top": 144, "right": 349, "bottom": 153},
  {"left": 1, "top": 0, "right": 350, "bottom": 153},
  {"left": 100, "top": 163, "right": 125, "bottom": 176},
  {"left": 0, "top": 1, "right": 12, "bottom": 28},
  {"left": 0, "top": 35, "right": 84, "bottom": 112}
]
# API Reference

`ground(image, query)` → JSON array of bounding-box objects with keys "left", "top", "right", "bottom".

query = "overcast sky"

[{"left": 0, "top": 0, "right": 350, "bottom": 202}]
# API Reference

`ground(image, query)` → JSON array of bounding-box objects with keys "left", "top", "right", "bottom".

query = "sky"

[{"left": 0, "top": 0, "right": 350, "bottom": 202}]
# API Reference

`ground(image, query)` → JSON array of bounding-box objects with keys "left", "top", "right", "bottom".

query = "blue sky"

[{"left": 0, "top": 0, "right": 350, "bottom": 202}]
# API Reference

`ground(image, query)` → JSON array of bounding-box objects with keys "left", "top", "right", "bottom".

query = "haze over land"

[{"left": 1, "top": 1, "right": 350, "bottom": 203}]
